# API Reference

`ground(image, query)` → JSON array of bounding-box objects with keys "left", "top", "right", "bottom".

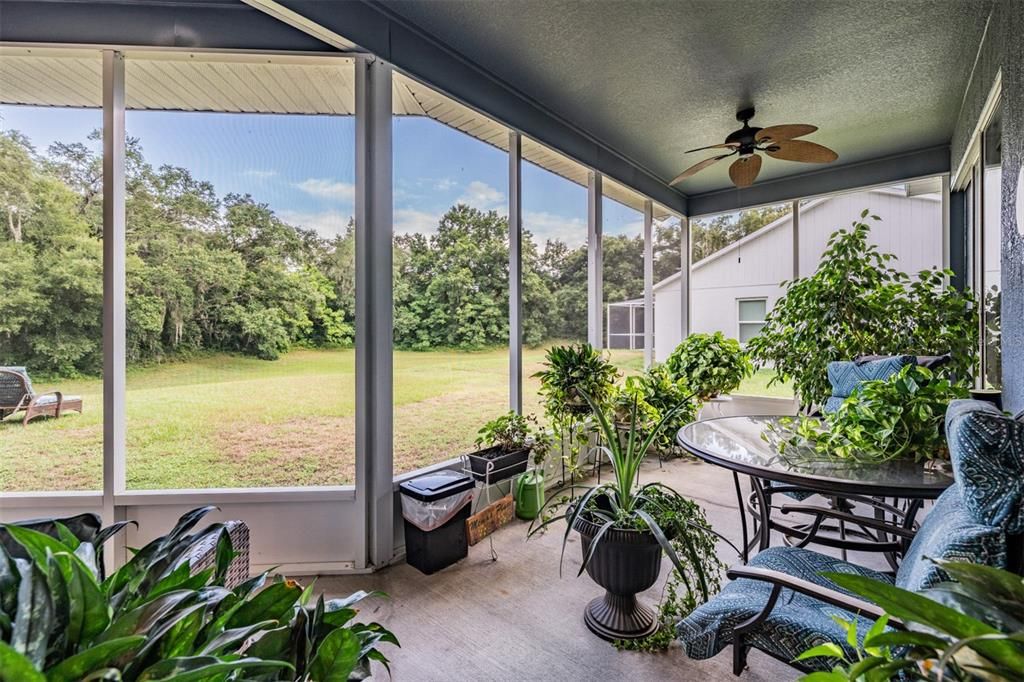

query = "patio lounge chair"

[
  {"left": 677, "top": 398, "right": 1024, "bottom": 675},
  {"left": 0, "top": 366, "right": 82, "bottom": 425}
]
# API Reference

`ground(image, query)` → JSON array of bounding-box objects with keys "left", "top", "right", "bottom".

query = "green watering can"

[{"left": 514, "top": 471, "right": 545, "bottom": 520}]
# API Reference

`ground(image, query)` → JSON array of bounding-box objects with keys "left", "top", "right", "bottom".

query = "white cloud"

[
  {"left": 604, "top": 218, "right": 644, "bottom": 236},
  {"left": 433, "top": 178, "right": 457, "bottom": 191},
  {"left": 394, "top": 208, "right": 441, "bottom": 235},
  {"left": 295, "top": 178, "right": 356, "bottom": 204},
  {"left": 523, "top": 211, "right": 587, "bottom": 245},
  {"left": 457, "top": 180, "right": 505, "bottom": 211},
  {"left": 279, "top": 209, "right": 352, "bottom": 238}
]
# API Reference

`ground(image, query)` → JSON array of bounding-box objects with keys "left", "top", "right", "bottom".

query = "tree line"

[{"left": 1, "top": 128, "right": 780, "bottom": 377}]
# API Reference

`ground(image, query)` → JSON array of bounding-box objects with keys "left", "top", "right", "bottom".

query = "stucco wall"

[{"left": 999, "top": 0, "right": 1024, "bottom": 413}]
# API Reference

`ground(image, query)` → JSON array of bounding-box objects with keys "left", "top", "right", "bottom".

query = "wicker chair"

[{"left": 0, "top": 366, "right": 83, "bottom": 425}]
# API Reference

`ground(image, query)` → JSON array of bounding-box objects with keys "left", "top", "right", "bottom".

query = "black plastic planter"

[
  {"left": 573, "top": 509, "right": 663, "bottom": 641},
  {"left": 465, "top": 446, "right": 530, "bottom": 483}
]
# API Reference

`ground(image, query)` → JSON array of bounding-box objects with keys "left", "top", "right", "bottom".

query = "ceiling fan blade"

[
  {"left": 764, "top": 139, "right": 838, "bottom": 163},
  {"left": 729, "top": 155, "right": 762, "bottom": 187},
  {"left": 755, "top": 124, "right": 818, "bottom": 143},
  {"left": 684, "top": 142, "right": 740, "bottom": 154},
  {"left": 670, "top": 153, "right": 734, "bottom": 185}
]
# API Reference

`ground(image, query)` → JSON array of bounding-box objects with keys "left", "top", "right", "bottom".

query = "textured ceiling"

[{"left": 379, "top": 0, "right": 991, "bottom": 195}]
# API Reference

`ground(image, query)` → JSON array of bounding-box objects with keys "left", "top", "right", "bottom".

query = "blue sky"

[{"left": 1, "top": 105, "right": 643, "bottom": 246}]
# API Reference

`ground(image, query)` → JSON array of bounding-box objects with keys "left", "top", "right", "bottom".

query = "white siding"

[{"left": 652, "top": 189, "right": 943, "bottom": 362}]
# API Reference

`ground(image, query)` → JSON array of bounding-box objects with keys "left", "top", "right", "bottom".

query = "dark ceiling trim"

[
  {"left": 278, "top": 0, "right": 689, "bottom": 215},
  {"left": 0, "top": 0, "right": 334, "bottom": 51},
  {"left": 687, "top": 145, "right": 951, "bottom": 217}
]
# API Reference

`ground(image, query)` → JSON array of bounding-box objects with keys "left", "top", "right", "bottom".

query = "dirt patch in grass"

[{"left": 216, "top": 417, "right": 356, "bottom": 486}]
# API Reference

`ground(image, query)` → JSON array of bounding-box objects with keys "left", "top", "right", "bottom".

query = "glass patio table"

[{"left": 677, "top": 416, "right": 954, "bottom": 565}]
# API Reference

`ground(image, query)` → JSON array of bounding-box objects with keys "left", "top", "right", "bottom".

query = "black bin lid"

[{"left": 399, "top": 470, "right": 475, "bottom": 502}]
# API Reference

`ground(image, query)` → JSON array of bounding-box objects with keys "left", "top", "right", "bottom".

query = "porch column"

[
  {"left": 355, "top": 57, "right": 394, "bottom": 569},
  {"left": 588, "top": 172, "right": 603, "bottom": 348},
  {"left": 643, "top": 200, "right": 654, "bottom": 367},
  {"left": 509, "top": 131, "right": 523, "bottom": 413},
  {"left": 102, "top": 49, "right": 127, "bottom": 571},
  {"left": 680, "top": 215, "right": 691, "bottom": 339},
  {"left": 791, "top": 199, "right": 800, "bottom": 280}
]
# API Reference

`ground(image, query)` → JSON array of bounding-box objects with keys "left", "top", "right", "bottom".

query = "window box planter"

[{"left": 465, "top": 445, "right": 531, "bottom": 483}]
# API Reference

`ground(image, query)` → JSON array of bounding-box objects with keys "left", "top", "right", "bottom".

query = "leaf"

[
  {"left": 226, "top": 579, "right": 302, "bottom": 628},
  {"left": 2, "top": 525, "right": 79, "bottom": 573},
  {"left": 44, "top": 636, "right": 145, "bottom": 682},
  {"left": 97, "top": 589, "right": 193, "bottom": 643},
  {"left": 197, "top": 619, "right": 275, "bottom": 656},
  {"left": 0, "top": 640, "right": 45, "bottom": 682},
  {"left": 865, "top": 630, "right": 948, "bottom": 650},
  {"left": 309, "top": 627, "right": 361, "bottom": 682},
  {"left": 794, "top": 642, "right": 845, "bottom": 661},
  {"left": 136, "top": 655, "right": 291, "bottom": 682},
  {"left": 55, "top": 551, "right": 110, "bottom": 647},
  {"left": 11, "top": 559, "right": 53, "bottom": 668}
]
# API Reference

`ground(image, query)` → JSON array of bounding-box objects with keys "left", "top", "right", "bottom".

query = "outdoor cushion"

[
  {"left": 32, "top": 394, "right": 82, "bottom": 406},
  {"left": 677, "top": 547, "right": 893, "bottom": 672},
  {"left": 945, "top": 399, "right": 1024, "bottom": 534},
  {"left": 823, "top": 355, "right": 915, "bottom": 414},
  {"left": 895, "top": 484, "right": 1008, "bottom": 592}
]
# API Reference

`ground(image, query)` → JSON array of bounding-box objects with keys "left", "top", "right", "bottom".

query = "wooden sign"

[{"left": 466, "top": 494, "right": 514, "bottom": 546}]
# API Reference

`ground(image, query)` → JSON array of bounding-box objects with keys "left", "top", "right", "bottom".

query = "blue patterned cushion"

[
  {"left": 677, "top": 547, "right": 893, "bottom": 672},
  {"left": 823, "top": 356, "right": 914, "bottom": 413},
  {"left": 895, "top": 485, "right": 1007, "bottom": 592},
  {"left": 945, "top": 399, "right": 1024, "bottom": 534}
]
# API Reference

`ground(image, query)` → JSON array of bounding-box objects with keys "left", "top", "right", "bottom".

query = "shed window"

[{"left": 738, "top": 299, "right": 767, "bottom": 343}]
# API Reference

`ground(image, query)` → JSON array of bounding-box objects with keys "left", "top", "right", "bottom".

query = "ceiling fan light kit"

[{"left": 672, "top": 107, "right": 839, "bottom": 188}]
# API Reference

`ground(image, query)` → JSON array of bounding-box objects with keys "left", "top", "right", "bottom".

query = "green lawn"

[
  {"left": 735, "top": 368, "right": 795, "bottom": 399},
  {"left": 0, "top": 348, "right": 787, "bottom": 492},
  {"left": 0, "top": 346, "right": 646, "bottom": 492}
]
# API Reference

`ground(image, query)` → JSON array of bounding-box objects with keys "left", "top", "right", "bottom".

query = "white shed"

[{"left": 650, "top": 185, "right": 944, "bottom": 361}]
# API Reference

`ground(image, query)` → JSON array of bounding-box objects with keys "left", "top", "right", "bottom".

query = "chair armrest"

[
  {"left": 726, "top": 564, "right": 901, "bottom": 626},
  {"left": 779, "top": 503, "right": 918, "bottom": 539},
  {"left": 28, "top": 391, "right": 63, "bottom": 408}
]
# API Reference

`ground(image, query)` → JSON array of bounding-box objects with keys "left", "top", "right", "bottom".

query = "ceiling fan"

[{"left": 671, "top": 107, "right": 838, "bottom": 188}]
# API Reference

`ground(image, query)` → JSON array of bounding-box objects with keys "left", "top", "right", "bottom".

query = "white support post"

[
  {"left": 643, "top": 200, "right": 654, "bottom": 367},
  {"left": 102, "top": 50, "right": 126, "bottom": 571},
  {"left": 508, "top": 131, "right": 523, "bottom": 414},
  {"left": 588, "top": 172, "right": 603, "bottom": 348},
  {"left": 355, "top": 57, "right": 394, "bottom": 570},
  {"left": 941, "top": 174, "right": 951, "bottom": 277},
  {"left": 791, "top": 200, "right": 800, "bottom": 281},
  {"left": 680, "top": 215, "right": 691, "bottom": 339}
]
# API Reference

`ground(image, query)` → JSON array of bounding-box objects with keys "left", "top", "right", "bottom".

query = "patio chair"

[
  {"left": 0, "top": 366, "right": 83, "bottom": 425},
  {"left": 678, "top": 398, "right": 1024, "bottom": 675}
]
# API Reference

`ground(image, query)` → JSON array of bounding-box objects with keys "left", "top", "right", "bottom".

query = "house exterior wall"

[{"left": 652, "top": 189, "right": 943, "bottom": 362}]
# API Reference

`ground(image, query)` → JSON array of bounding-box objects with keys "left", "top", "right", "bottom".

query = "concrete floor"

[{"left": 310, "top": 458, "right": 836, "bottom": 682}]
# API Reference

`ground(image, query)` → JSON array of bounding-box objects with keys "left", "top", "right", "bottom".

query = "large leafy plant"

[
  {"left": 534, "top": 343, "right": 619, "bottom": 476},
  {"left": 0, "top": 507, "right": 398, "bottom": 681},
  {"left": 665, "top": 332, "right": 752, "bottom": 401},
  {"left": 614, "top": 364, "right": 700, "bottom": 455},
  {"left": 797, "top": 559, "right": 1024, "bottom": 681},
  {"left": 768, "top": 365, "right": 969, "bottom": 464},
  {"left": 529, "top": 391, "right": 724, "bottom": 647},
  {"left": 746, "top": 212, "right": 977, "bottom": 408}
]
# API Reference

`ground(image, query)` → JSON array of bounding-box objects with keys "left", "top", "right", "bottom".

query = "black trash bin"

[{"left": 399, "top": 470, "right": 475, "bottom": 575}]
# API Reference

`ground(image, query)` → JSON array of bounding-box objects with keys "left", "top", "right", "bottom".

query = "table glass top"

[{"left": 677, "top": 415, "right": 954, "bottom": 493}]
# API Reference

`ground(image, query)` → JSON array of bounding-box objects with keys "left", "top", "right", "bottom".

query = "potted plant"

[
  {"left": 746, "top": 213, "right": 977, "bottom": 408},
  {"left": 767, "top": 364, "right": 969, "bottom": 466},
  {"left": 615, "top": 364, "right": 700, "bottom": 458},
  {"left": 665, "top": 331, "right": 752, "bottom": 401},
  {"left": 534, "top": 343, "right": 619, "bottom": 480},
  {"left": 530, "top": 391, "right": 723, "bottom": 641},
  {"left": 468, "top": 411, "right": 545, "bottom": 483}
]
